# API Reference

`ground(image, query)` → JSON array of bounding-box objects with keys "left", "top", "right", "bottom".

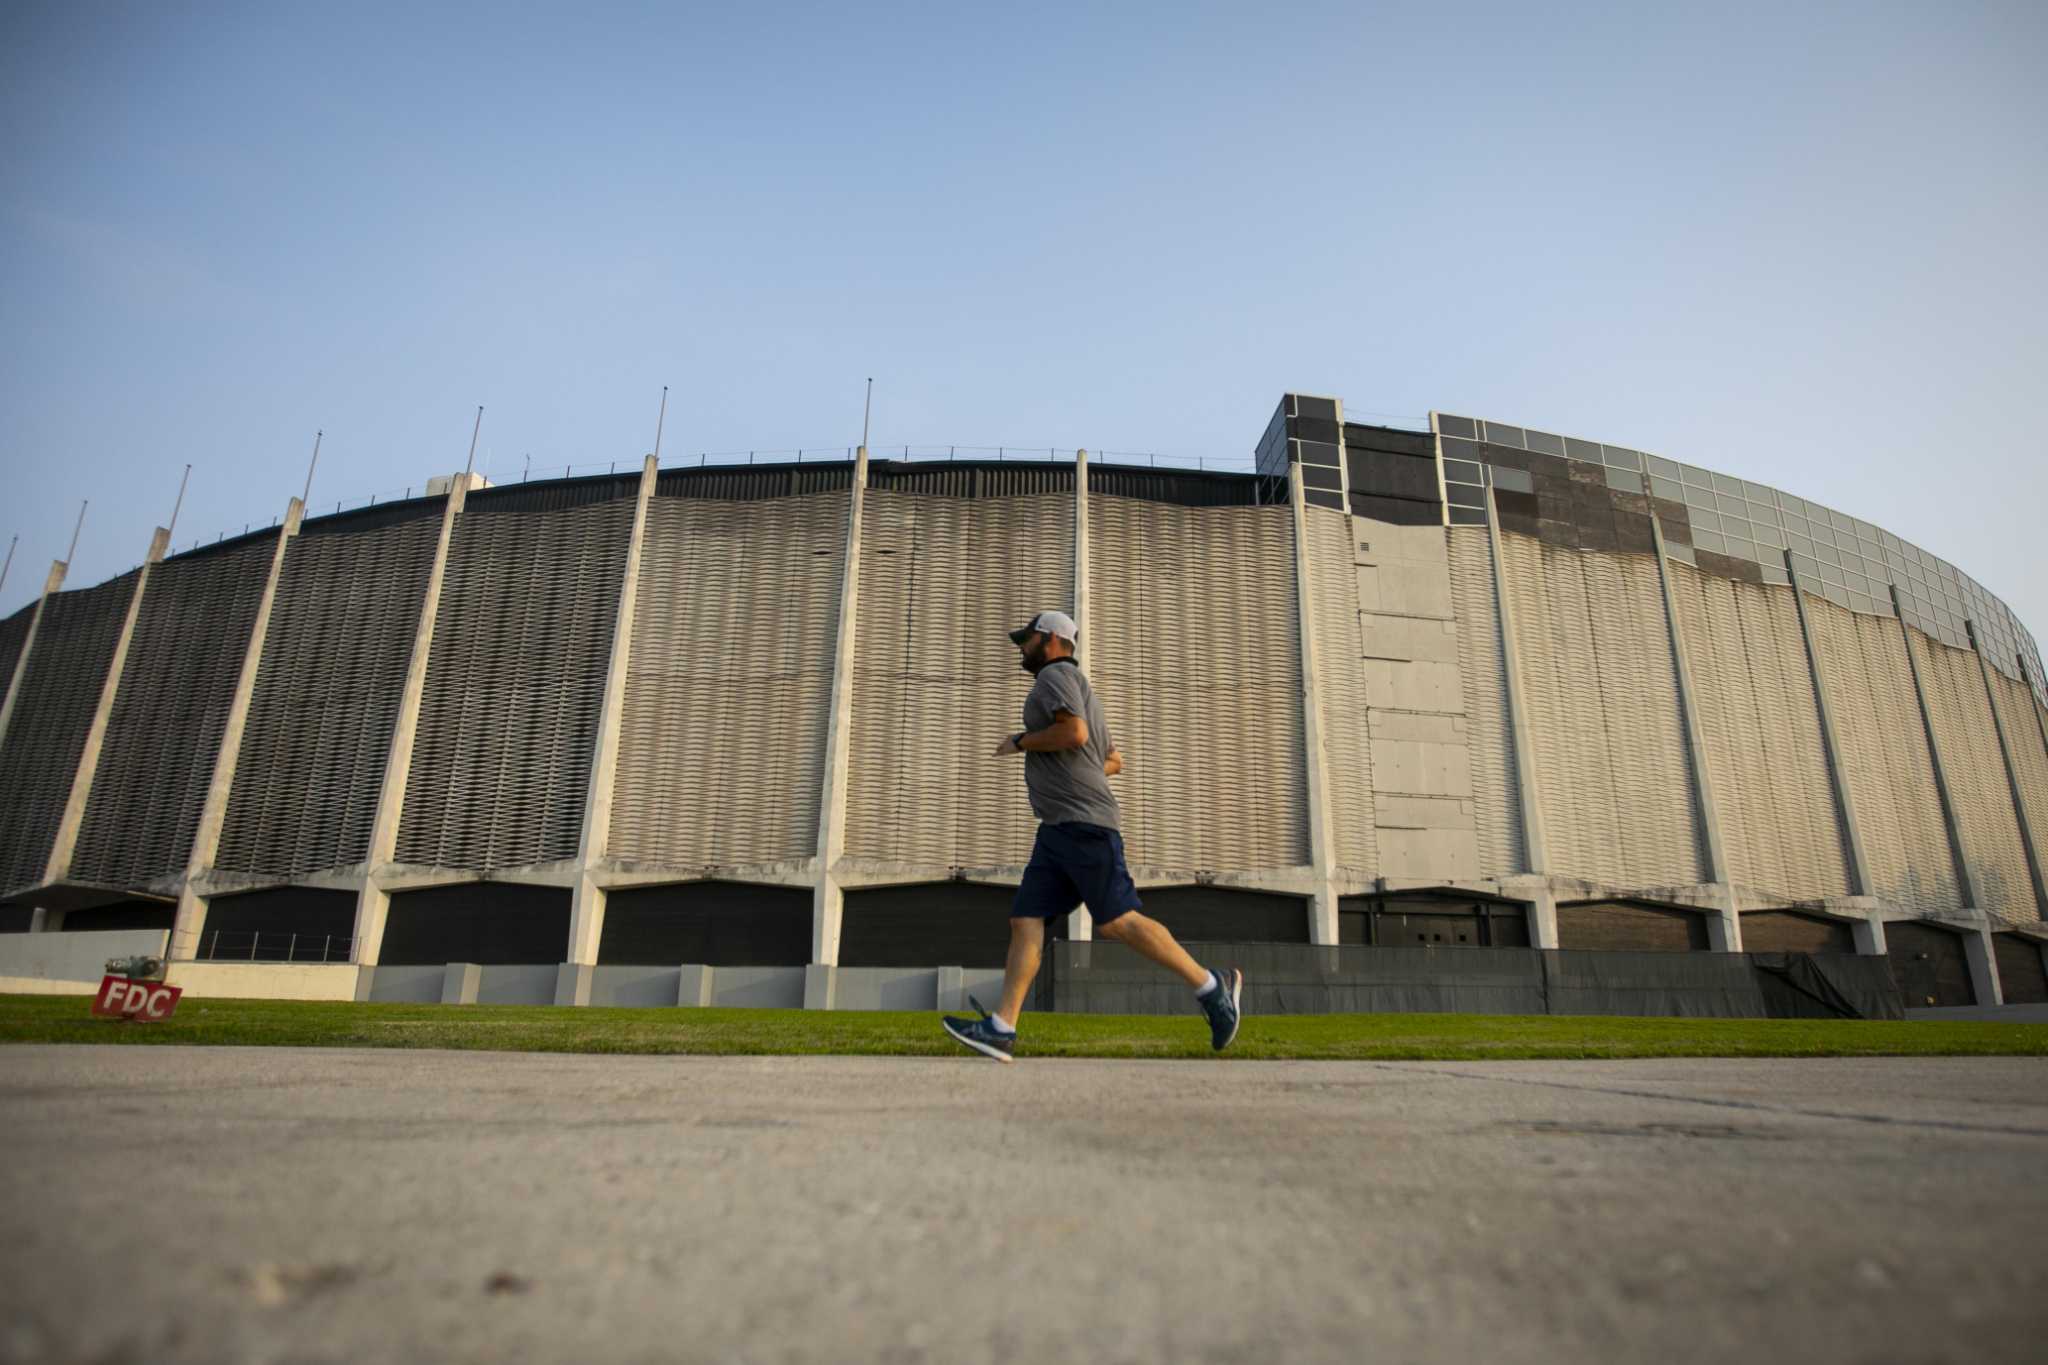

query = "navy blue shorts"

[{"left": 1012, "top": 822, "right": 1141, "bottom": 925}]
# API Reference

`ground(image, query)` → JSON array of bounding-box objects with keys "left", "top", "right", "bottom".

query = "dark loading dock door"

[
  {"left": 200, "top": 887, "right": 359, "bottom": 961},
  {"left": 1740, "top": 910, "right": 1857, "bottom": 955},
  {"left": 1885, "top": 921, "right": 1976, "bottom": 1008},
  {"left": 1136, "top": 887, "right": 1310, "bottom": 944},
  {"left": 839, "top": 883, "right": 1029, "bottom": 969},
  {"left": 598, "top": 882, "right": 811, "bottom": 966},
  {"left": 56, "top": 901, "right": 176, "bottom": 933},
  {"left": 379, "top": 883, "right": 571, "bottom": 966},
  {"left": 1556, "top": 902, "right": 1710, "bottom": 952},
  {"left": 1992, "top": 934, "right": 2048, "bottom": 1005},
  {"left": 1338, "top": 896, "right": 1531, "bottom": 948}
]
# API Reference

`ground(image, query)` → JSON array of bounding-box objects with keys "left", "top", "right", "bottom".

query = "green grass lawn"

[{"left": 2, "top": 993, "right": 2044, "bottom": 1059}]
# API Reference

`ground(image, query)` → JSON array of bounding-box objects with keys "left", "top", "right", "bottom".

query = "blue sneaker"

[
  {"left": 941, "top": 995, "right": 1016, "bottom": 1063},
  {"left": 1200, "top": 967, "right": 1243, "bottom": 1051}
]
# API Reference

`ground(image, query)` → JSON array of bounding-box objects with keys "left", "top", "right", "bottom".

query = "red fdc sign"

[{"left": 92, "top": 975, "right": 183, "bottom": 1022}]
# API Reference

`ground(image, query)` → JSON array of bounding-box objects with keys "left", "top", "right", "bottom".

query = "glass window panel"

[
  {"left": 1694, "top": 529, "right": 1726, "bottom": 554},
  {"left": 1604, "top": 467, "right": 1644, "bottom": 494},
  {"left": 1666, "top": 540, "right": 1697, "bottom": 566},
  {"left": 1725, "top": 537, "right": 1757, "bottom": 561},
  {"left": 1446, "top": 483, "right": 1486, "bottom": 508},
  {"left": 1761, "top": 562, "right": 1790, "bottom": 585},
  {"left": 1603, "top": 446, "right": 1644, "bottom": 470},
  {"left": 1439, "top": 436, "right": 1479, "bottom": 462},
  {"left": 1830, "top": 510, "right": 1856, "bottom": 532},
  {"left": 1786, "top": 533, "right": 1813, "bottom": 557},
  {"left": 1651, "top": 476, "right": 1684, "bottom": 501},
  {"left": 1781, "top": 493, "right": 1808, "bottom": 515},
  {"left": 1444, "top": 458, "right": 1484, "bottom": 484},
  {"left": 1816, "top": 543, "right": 1840, "bottom": 566},
  {"left": 1482, "top": 422, "right": 1526, "bottom": 448},
  {"left": 1682, "top": 464, "right": 1714, "bottom": 487},
  {"left": 1691, "top": 509, "right": 1721, "bottom": 532},
  {"left": 1564, "top": 437, "right": 1603, "bottom": 462},
  {"left": 1489, "top": 465, "right": 1534, "bottom": 494},
  {"left": 1447, "top": 504, "right": 1488, "bottom": 525},
  {"left": 1437, "top": 415, "right": 1477, "bottom": 439},
  {"left": 1712, "top": 473, "right": 1745, "bottom": 495},
  {"left": 1753, "top": 523, "right": 1785, "bottom": 550},
  {"left": 1718, "top": 493, "right": 1749, "bottom": 515},
  {"left": 1647, "top": 455, "right": 1682, "bottom": 479},
  {"left": 1747, "top": 500, "right": 1780, "bottom": 526},
  {"left": 1741, "top": 479, "right": 1774, "bottom": 501},
  {"left": 1524, "top": 429, "right": 1566, "bottom": 456},
  {"left": 1788, "top": 552, "right": 1819, "bottom": 579}
]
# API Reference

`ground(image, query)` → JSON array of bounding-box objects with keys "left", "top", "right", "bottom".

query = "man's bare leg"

[
  {"left": 1096, "top": 911, "right": 1209, "bottom": 988},
  {"left": 995, "top": 916, "right": 1046, "bottom": 1026}
]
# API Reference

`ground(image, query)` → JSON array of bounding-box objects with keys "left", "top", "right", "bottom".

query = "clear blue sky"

[{"left": 4, "top": 1, "right": 2043, "bottom": 638}]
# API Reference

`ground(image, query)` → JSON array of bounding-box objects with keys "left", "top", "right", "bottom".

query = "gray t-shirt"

[{"left": 1021, "top": 660, "right": 1121, "bottom": 829}]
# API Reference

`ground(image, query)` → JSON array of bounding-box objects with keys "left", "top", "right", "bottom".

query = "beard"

[{"left": 1020, "top": 641, "right": 1049, "bottom": 673}]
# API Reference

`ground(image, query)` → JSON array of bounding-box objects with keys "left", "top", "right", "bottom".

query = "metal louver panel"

[
  {"left": 1447, "top": 528, "right": 1526, "bottom": 877},
  {"left": 1668, "top": 563, "right": 1851, "bottom": 900},
  {"left": 1800, "top": 595, "right": 1957, "bottom": 914},
  {"left": 867, "top": 463, "right": 1075, "bottom": 498},
  {"left": 1497, "top": 535, "right": 1704, "bottom": 889},
  {"left": 656, "top": 465, "right": 855, "bottom": 500},
  {"left": 1305, "top": 506, "right": 1376, "bottom": 877},
  {"left": 845, "top": 490, "right": 1074, "bottom": 868},
  {"left": 609, "top": 492, "right": 847, "bottom": 866},
  {"left": 0, "top": 603, "right": 33, "bottom": 712},
  {"left": 1086, "top": 494, "right": 1306, "bottom": 871},
  {"left": 214, "top": 513, "right": 441, "bottom": 878},
  {"left": 0, "top": 572, "right": 139, "bottom": 895},
  {"left": 395, "top": 498, "right": 631, "bottom": 871},
  {"left": 1987, "top": 670, "right": 2048, "bottom": 881},
  {"left": 70, "top": 540, "right": 278, "bottom": 890},
  {"left": 1907, "top": 629, "right": 2034, "bottom": 924}
]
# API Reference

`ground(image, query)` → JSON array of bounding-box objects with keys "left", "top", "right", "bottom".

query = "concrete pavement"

[{"left": 2, "top": 1046, "right": 2044, "bottom": 1364}]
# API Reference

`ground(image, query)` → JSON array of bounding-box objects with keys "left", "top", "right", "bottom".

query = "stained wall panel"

[
  {"left": 1987, "top": 670, "right": 2048, "bottom": 889},
  {"left": 1305, "top": 506, "right": 1376, "bottom": 877},
  {"left": 214, "top": 511, "right": 441, "bottom": 878},
  {"left": 1086, "top": 495, "right": 1306, "bottom": 872},
  {"left": 1668, "top": 564, "right": 1851, "bottom": 900},
  {"left": 70, "top": 539, "right": 278, "bottom": 890},
  {"left": 395, "top": 498, "right": 631, "bottom": 871},
  {"left": 844, "top": 491, "right": 1072, "bottom": 868},
  {"left": 1447, "top": 527, "right": 1525, "bottom": 877},
  {"left": 610, "top": 493, "right": 846, "bottom": 867},
  {"left": 1498, "top": 535, "right": 1704, "bottom": 889},
  {"left": 1909, "top": 630, "right": 2036, "bottom": 924},
  {"left": 0, "top": 572, "right": 139, "bottom": 895},
  {"left": 1801, "top": 596, "right": 1958, "bottom": 915}
]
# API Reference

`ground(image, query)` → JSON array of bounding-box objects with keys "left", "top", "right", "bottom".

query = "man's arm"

[
  {"left": 994, "top": 708, "right": 1090, "bottom": 756},
  {"left": 1103, "top": 747, "right": 1122, "bottom": 776}
]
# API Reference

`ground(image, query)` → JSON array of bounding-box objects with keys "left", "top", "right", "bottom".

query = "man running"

[{"left": 940, "top": 609, "right": 1242, "bottom": 1062}]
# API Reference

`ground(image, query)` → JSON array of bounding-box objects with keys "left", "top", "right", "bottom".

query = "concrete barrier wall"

[
  {"left": 0, "top": 928, "right": 167, "bottom": 992},
  {"left": 591, "top": 964, "right": 682, "bottom": 1008},
  {"left": 364, "top": 964, "right": 445, "bottom": 1003},
  {"left": 475, "top": 964, "right": 559, "bottom": 1005},
  {"left": 167, "top": 961, "right": 359, "bottom": 1001}
]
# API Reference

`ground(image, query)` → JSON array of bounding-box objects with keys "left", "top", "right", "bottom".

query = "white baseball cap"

[{"left": 1009, "top": 610, "right": 1077, "bottom": 644}]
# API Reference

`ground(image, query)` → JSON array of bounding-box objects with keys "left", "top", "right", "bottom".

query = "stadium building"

[{"left": 2, "top": 394, "right": 2045, "bottom": 1015}]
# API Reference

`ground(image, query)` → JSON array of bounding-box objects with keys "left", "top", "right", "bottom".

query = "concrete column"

[
  {"left": 1966, "top": 622, "right": 2048, "bottom": 919},
  {"left": 1890, "top": 586, "right": 1980, "bottom": 911},
  {"left": 1067, "top": 449, "right": 1093, "bottom": 943},
  {"left": 1852, "top": 912, "right": 1887, "bottom": 956},
  {"left": 1648, "top": 516, "right": 1738, "bottom": 949},
  {"left": 169, "top": 499, "right": 303, "bottom": 961},
  {"left": 43, "top": 527, "right": 169, "bottom": 887},
  {"left": 560, "top": 456, "right": 660, "bottom": 1000},
  {"left": 1287, "top": 465, "right": 1341, "bottom": 945},
  {"left": 0, "top": 561, "right": 68, "bottom": 752},
  {"left": 1964, "top": 921, "right": 2003, "bottom": 1007},
  {"left": 1527, "top": 886, "right": 1560, "bottom": 950},
  {"left": 352, "top": 477, "right": 471, "bottom": 966},
  {"left": 811, "top": 445, "right": 870, "bottom": 968},
  {"left": 1482, "top": 487, "right": 1550, "bottom": 878},
  {"left": 1785, "top": 553, "right": 1877, "bottom": 897}
]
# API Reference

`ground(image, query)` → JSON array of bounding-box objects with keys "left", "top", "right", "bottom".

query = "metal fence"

[{"left": 197, "top": 930, "right": 354, "bottom": 963}]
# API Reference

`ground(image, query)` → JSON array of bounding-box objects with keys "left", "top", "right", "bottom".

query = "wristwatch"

[{"left": 1012, "top": 732, "right": 1027, "bottom": 752}]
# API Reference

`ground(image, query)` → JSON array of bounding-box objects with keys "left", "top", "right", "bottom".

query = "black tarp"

[{"left": 1045, "top": 943, "right": 1906, "bottom": 1020}]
